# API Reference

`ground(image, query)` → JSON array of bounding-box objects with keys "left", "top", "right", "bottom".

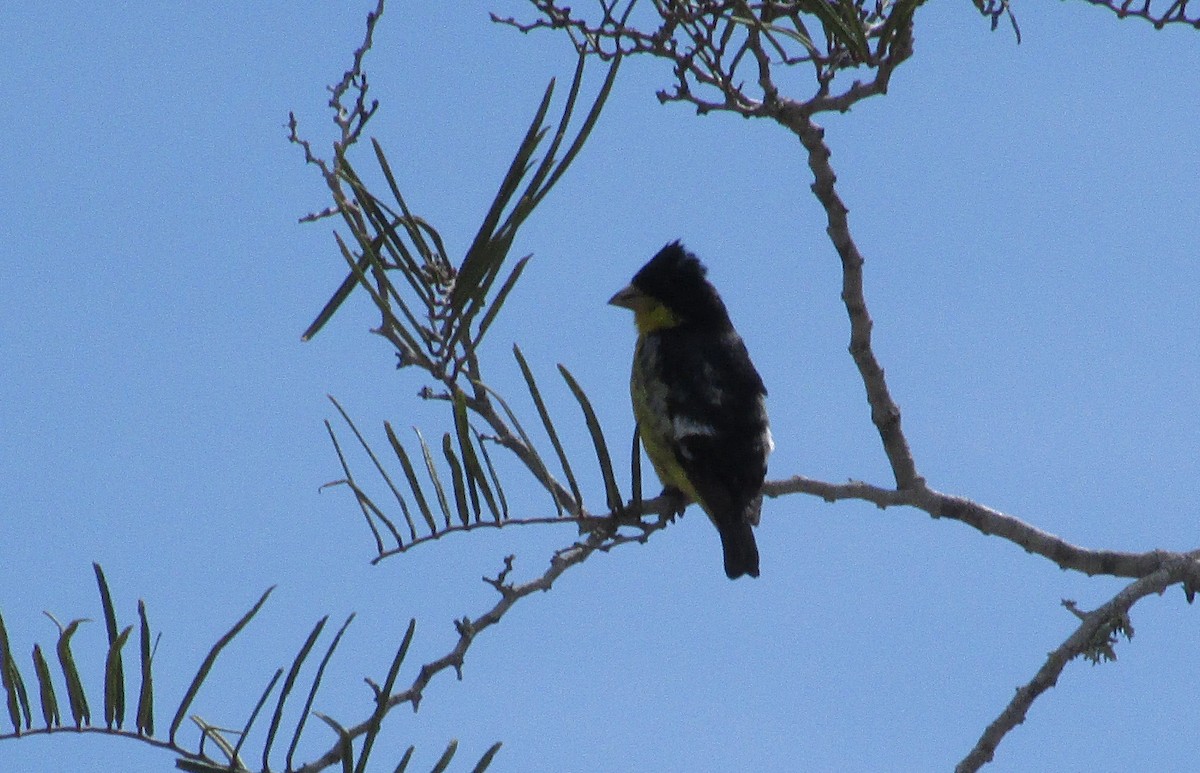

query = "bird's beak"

[{"left": 608, "top": 284, "right": 643, "bottom": 310}]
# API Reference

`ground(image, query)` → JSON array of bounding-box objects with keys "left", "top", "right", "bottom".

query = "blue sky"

[{"left": 2, "top": 2, "right": 1199, "bottom": 771}]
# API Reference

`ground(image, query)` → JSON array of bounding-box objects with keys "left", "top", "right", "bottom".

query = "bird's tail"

[{"left": 718, "top": 516, "right": 760, "bottom": 580}]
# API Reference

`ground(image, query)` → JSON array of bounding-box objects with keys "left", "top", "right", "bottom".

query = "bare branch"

[
  {"left": 772, "top": 111, "right": 921, "bottom": 489},
  {"left": 297, "top": 513, "right": 672, "bottom": 773},
  {"left": 498, "top": 0, "right": 917, "bottom": 118},
  {"left": 765, "top": 475, "right": 1200, "bottom": 578},
  {"left": 956, "top": 558, "right": 1200, "bottom": 772},
  {"left": 1077, "top": 0, "right": 1200, "bottom": 28}
]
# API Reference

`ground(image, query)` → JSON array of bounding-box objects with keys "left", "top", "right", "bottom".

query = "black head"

[{"left": 630, "top": 241, "right": 731, "bottom": 328}]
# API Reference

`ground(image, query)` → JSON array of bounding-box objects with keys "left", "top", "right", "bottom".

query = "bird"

[{"left": 609, "top": 241, "right": 773, "bottom": 579}]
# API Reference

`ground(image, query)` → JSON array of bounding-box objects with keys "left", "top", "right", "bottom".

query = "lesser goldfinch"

[{"left": 609, "top": 241, "right": 773, "bottom": 579}]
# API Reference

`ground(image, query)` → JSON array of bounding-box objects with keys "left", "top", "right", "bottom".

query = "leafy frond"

[
  {"left": 1, "top": 566, "right": 497, "bottom": 772},
  {"left": 299, "top": 46, "right": 621, "bottom": 390}
]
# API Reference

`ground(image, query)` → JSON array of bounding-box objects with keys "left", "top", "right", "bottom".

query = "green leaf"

[
  {"left": 470, "top": 254, "right": 531, "bottom": 352},
  {"left": 430, "top": 739, "right": 459, "bottom": 773},
  {"left": 453, "top": 391, "right": 501, "bottom": 522},
  {"left": 136, "top": 599, "right": 154, "bottom": 736},
  {"left": 451, "top": 393, "right": 482, "bottom": 519},
  {"left": 328, "top": 395, "right": 408, "bottom": 546},
  {"left": 470, "top": 742, "right": 504, "bottom": 773},
  {"left": 384, "top": 422, "right": 437, "bottom": 535},
  {"left": 51, "top": 617, "right": 90, "bottom": 728},
  {"left": 414, "top": 427, "right": 454, "bottom": 529},
  {"left": 393, "top": 745, "right": 415, "bottom": 772},
  {"left": 559, "top": 364, "right": 624, "bottom": 516},
  {"left": 0, "top": 611, "right": 32, "bottom": 733},
  {"left": 314, "top": 712, "right": 355, "bottom": 773},
  {"left": 371, "top": 139, "right": 446, "bottom": 269},
  {"left": 262, "top": 616, "right": 329, "bottom": 769},
  {"left": 808, "top": 0, "right": 871, "bottom": 62},
  {"left": 94, "top": 564, "right": 126, "bottom": 729},
  {"left": 631, "top": 423, "right": 643, "bottom": 515},
  {"left": 728, "top": 14, "right": 819, "bottom": 57},
  {"left": 104, "top": 626, "right": 132, "bottom": 730},
  {"left": 472, "top": 427, "right": 508, "bottom": 522},
  {"left": 514, "top": 345, "right": 582, "bottom": 514},
  {"left": 31, "top": 644, "right": 59, "bottom": 729},
  {"left": 169, "top": 586, "right": 275, "bottom": 744},
  {"left": 442, "top": 433, "right": 471, "bottom": 527},
  {"left": 519, "top": 51, "right": 622, "bottom": 215},
  {"left": 234, "top": 667, "right": 283, "bottom": 763},
  {"left": 355, "top": 619, "right": 416, "bottom": 773},
  {"left": 469, "top": 378, "right": 560, "bottom": 516},
  {"left": 325, "top": 419, "right": 386, "bottom": 556},
  {"left": 286, "top": 613, "right": 355, "bottom": 771},
  {"left": 452, "top": 80, "right": 556, "bottom": 317}
]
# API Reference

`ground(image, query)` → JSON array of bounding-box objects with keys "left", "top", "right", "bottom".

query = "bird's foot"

[{"left": 660, "top": 486, "right": 688, "bottom": 522}]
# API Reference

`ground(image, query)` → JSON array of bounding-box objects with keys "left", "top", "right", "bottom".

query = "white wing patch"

[
  {"left": 672, "top": 415, "right": 718, "bottom": 440},
  {"left": 758, "top": 396, "right": 774, "bottom": 454}
]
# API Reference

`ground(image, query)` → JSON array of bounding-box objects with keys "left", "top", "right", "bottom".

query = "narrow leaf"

[
  {"left": 807, "top": 0, "right": 871, "bottom": 62},
  {"left": 414, "top": 427, "right": 453, "bottom": 529},
  {"left": 511, "top": 53, "right": 587, "bottom": 217},
  {"left": 559, "top": 364, "right": 623, "bottom": 516},
  {"left": 0, "top": 612, "right": 31, "bottom": 733},
  {"left": 453, "top": 391, "right": 499, "bottom": 521},
  {"left": 470, "top": 742, "right": 504, "bottom": 773},
  {"left": 453, "top": 79, "right": 556, "bottom": 316},
  {"left": 262, "top": 616, "right": 329, "bottom": 769},
  {"left": 52, "top": 618, "right": 90, "bottom": 727},
  {"left": 472, "top": 427, "right": 508, "bottom": 521},
  {"left": 191, "top": 715, "right": 240, "bottom": 766},
  {"left": 441, "top": 433, "right": 471, "bottom": 527},
  {"left": 355, "top": 619, "right": 416, "bottom": 773},
  {"left": 393, "top": 746, "right": 415, "bottom": 772},
  {"left": 344, "top": 175, "right": 429, "bottom": 301},
  {"left": 470, "top": 254, "right": 530, "bottom": 350},
  {"left": 103, "top": 625, "right": 132, "bottom": 730},
  {"left": 136, "top": 599, "right": 154, "bottom": 735},
  {"left": 329, "top": 176, "right": 423, "bottom": 314},
  {"left": 371, "top": 138, "right": 444, "bottom": 269},
  {"left": 301, "top": 253, "right": 368, "bottom": 342},
  {"left": 326, "top": 418, "right": 386, "bottom": 555},
  {"left": 32, "top": 644, "right": 59, "bottom": 729},
  {"left": 384, "top": 422, "right": 437, "bottom": 535},
  {"left": 314, "top": 713, "right": 355, "bottom": 773},
  {"left": 341, "top": 172, "right": 439, "bottom": 319},
  {"left": 513, "top": 344, "right": 582, "bottom": 513},
  {"left": 234, "top": 667, "right": 284, "bottom": 763},
  {"left": 331, "top": 229, "right": 426, "bottom": 356},
  {"left": 526, "top": 52, "right": 622, "bottom": 212},
  {"left": 451, "top": 392, "right": 481, "bottom": 519},
  {"left": 304, "top": 184, "right": 426, "bottom": 345},
  {"left": 287, "top": 613, "right": 356, "bottom": 771},
  {"left": 94, "top": 564, "right": 126, "bottom": 729},
  {"left": 470, "top": 379, "right": 560, "bottom": 515},
  {"left": 629, "top": 421, "right": 644, "bottom": 514},
  {"left": 430, "top": 739, "right": 459, "bottom": 773},
  {"left": 169, "top": 586, "right": 275, "bottom": 744},
  {"left": 727, "top": 12, "right": 819, "bottom": 56},
  {"left": 328, "top": 395, "right": 408, "bottom": 546}
]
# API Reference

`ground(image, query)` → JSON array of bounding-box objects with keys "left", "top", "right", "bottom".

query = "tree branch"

[
  {"left": 765, "top": 475, "right": 1199, "bottom": 578},
  {"left": 297, "top": 513, "right": 672, "bottom": 772},
  {"left": 774, "top": 110, "right": 922, "bottom": 489},
  {"left": 1077, "top": 0, "right": 1200, "bottom": 28},
  {"left": 956, "top": 557, "right": 1200, "bottom": 772}
]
